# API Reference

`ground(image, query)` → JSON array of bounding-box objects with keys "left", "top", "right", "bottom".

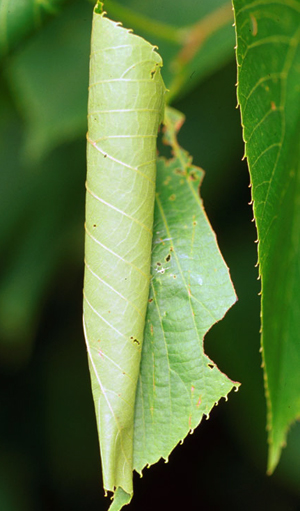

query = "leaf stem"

[
  {"left": 102, "top": 0, "right": 184, "bottom": 44},
  {"left": 167, "top": 2, "right": 233, "bottom": 101},
  {"left": 177, "top": 3, "right": 233, "bottom": 65}
]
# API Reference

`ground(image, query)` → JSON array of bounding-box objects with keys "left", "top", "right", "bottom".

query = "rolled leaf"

[
  {"left": 83, "top": 0, "right": 165, "bottom": 499},
  {"left": 83, "top": 4, "right": 238, "bottom": 510}
]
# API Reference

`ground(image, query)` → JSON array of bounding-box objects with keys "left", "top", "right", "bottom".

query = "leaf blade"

[
  {"left": 133, "top": 107, "right": 238, "bottom": 472},
  {"left": 233, "top": 0, "right": 300, "bottom": 472},
  {"left": 84, "top": 7, "right": 238, "bottom": 509},
  {"left": 83, "top": 5, "right": 165, "bottom": 499}
]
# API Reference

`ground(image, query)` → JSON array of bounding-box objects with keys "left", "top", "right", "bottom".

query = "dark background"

[{"left": 1, "top": 0, "right": 300, "bottom": 509}]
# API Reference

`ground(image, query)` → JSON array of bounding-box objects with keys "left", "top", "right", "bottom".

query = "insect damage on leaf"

[
  {"left": 83, "top": 3, "right": 238, "bottom": 511},
  {"left": 133, "top": 107, "right": 239, "bottom": 475}
]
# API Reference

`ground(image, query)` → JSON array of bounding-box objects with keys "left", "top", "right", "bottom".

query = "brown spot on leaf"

[
  {"left": 130, "top": 337, "right": 140, "bottom": 345},
  {"left": 250, "top": 14, "right": 258, "bottom": 36}
]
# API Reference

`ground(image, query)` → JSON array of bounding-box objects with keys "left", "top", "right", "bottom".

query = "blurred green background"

[{"left": 1, "top": 0, "right": 300, "bottom": 509}]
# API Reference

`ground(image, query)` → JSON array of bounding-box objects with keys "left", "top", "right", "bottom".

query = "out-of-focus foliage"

[
  {"left": 7, "top": 1, "right": 90, "bottom": 161},
  {"left": 0, "top": 0, "right": 66, "bottom": 58},
  {"left": 103, "top": 0, "right": 235, "bottom": 100},
  {"left": 1, "top": 0, "right": 300, "bottom": 510}
]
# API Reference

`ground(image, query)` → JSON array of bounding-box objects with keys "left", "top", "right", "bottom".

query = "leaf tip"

[
  {"left": 94, "top": 1, "right": 104, "bottom": 14},
  {"left": 267, "top": 444, "right": 282, "bottom": 476}
]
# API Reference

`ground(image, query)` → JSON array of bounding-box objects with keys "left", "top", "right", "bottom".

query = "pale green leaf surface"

[
  {"left": 108, "top": 488, "right": 131, "bottom": 511},
  {"left": 0, "top": 0, "right": 65, "bottom": 57},
  {"left": 83, "top": 5, "right": 165, "bottom": 499},
  {"left": 133, "top": 107, "right": 238, "bottom": 473},
  {"left": 233, "top": 0, "right": 300, "bottom": 472},
  {"left": 84, "top": 6, "right": 238, "bottom": 510}
]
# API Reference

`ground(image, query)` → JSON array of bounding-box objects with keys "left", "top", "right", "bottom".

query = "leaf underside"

[
  {"left": 84, "top": 5, "right": 238, "bottom": 510},
  {"left": 233, "top": 0, "right": 300, "bottom": 472},
  {"left": 133, "top": 107, "right": 238, "bottom": 475}
]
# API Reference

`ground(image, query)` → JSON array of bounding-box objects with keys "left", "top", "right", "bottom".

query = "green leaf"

[
  {"left": 0, "top": 0, "right": 65, "bottom": 58},
  {"left": 133, "top": 107, "right": 238, "bottom": 473},
  {"left": 233, "top": 0, "right": 300, "bottom": 473},
  {"left": 84, "top": 7, "right": 238, "bottom": 509},
  {"left": 83, "top": 6, "right": 166, "bottom": 501}
]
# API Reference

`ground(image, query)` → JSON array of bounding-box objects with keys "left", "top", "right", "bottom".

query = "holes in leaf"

[
  {"left": 207, "top": 363, "right": 214, "bottom": 370},
  {"left": 130, "top": 336, "right": 140, "bottom": 345},
  {"left": 150, "top": 64, "right": 159, "bottom": 79},
  {"left": 165, "top": 254, "right": 171, "bottom": 262}
]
